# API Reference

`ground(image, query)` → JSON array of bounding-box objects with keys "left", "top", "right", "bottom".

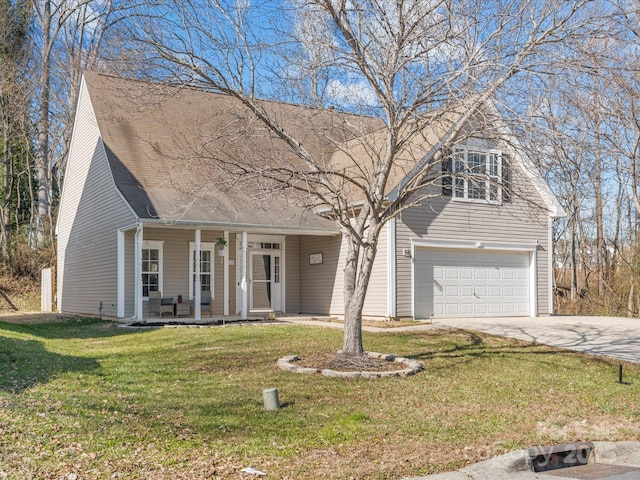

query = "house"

[{"left": 56, "top": 72, "right": 565, "bottom": 322}]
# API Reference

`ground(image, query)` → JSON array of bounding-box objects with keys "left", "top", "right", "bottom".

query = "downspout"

[{"left": 223, "top": 230, "right": 229, "bottom": 316}]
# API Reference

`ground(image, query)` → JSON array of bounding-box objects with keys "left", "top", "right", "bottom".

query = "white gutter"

[{"left": 137, "top": 218, "right": 339, "bottom": 236}]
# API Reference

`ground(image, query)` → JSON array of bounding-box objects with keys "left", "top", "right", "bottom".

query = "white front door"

[{"left": 249, "top": 252, "right": 282, "bottom": 312}]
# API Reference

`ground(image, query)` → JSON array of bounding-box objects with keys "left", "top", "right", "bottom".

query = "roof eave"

[{"left": 138, "top": 217, "right": 339, "bottom": 236}]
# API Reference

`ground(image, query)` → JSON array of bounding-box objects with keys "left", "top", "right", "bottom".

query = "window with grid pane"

[
  {"left": 142, "top": 240, "right": 163, "bottom": 298},
  {"left": 189, "top": 242, "right": 214, "bottom": 299},
  {"left": 451, "top": 149, "right": 502, "bottom": 203}
]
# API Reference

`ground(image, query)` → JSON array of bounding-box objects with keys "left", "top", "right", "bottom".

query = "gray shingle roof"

[{"left": 83, "top": 71, "right": 385, "bottom": 232}]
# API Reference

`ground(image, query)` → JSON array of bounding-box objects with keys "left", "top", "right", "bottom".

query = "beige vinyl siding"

[
  {"left": 138, "top": 228, "right": 234, "bottom": 317},
  {"left": 396, "top": 195, "right": 550, "bottom": 318},
  {"left": 285, "top": 235, "right": 300, "bottom": 313},
  {"left": 298, "top": 229, "right": 389, "bottom": 317},
  {"left": 363, "top": 223, "right": 388, "bottom": 317},
  {"left": 299, "top": 235, "right": 342, "bottom": 314},
  {"left": 56, "top": 79, "right": 136, "bottom": 317}
]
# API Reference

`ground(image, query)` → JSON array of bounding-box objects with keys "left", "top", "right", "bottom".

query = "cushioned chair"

[
  {"left": 149, "top": 290, "right": 174, "bottom": 318},
  {"left": 200, "top": 289, "right": 212, "bottom": 317}
]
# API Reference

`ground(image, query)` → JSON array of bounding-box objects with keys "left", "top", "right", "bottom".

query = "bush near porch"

[{"left": 1, "top": 319, "right": 639, "bottom": 479}]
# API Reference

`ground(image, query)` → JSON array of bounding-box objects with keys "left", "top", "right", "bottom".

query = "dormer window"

[{"left": 442, "top": 147, "right": 510, "bottom": 204}]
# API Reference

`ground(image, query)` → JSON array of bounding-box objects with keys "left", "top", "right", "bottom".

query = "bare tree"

[
  {"left": 31, "top": 0, "right": 133, "bottom": 245},
  {"left": 131, "top": 0, "right": 597, "bottom": 355},
  {"left": 0, "top": 0, "right": 31, "bottom": 254}
]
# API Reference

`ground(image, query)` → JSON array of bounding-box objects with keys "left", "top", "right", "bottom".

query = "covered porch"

[{"left": 116, "top": 221, "right": 338, "bottom": 323}]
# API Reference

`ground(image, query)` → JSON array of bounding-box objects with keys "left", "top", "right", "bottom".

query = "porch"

[{"left": 116, "top": 222, "right": 341, "bottom": 323}]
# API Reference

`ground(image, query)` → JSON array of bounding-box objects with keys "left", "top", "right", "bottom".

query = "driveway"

[{"left": 429, "top": 315, "right": 640, "bottom": 365}]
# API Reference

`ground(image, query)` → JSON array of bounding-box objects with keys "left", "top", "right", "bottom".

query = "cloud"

[{"left": 326, "top": 79, "right": 378, "bottom": 108}]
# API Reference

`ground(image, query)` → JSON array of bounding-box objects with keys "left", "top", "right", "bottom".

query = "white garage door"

[{"left": 414, "top": 248, "right": 531, "bottom": 318}]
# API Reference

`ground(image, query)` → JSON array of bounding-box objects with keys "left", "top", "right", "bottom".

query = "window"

[
  {"left": 189, "top": 242, "right": 214, "bottom": 299},
  {"left": 274, "top": 256, "right": 280, "bottom": 284},
  {"left": 251, "top": 242, "right": 281, "bottom": 250},
  {"left": 142, "top": 240, "right": 163, "bottom": 298},
  {"left": 443, "top": 148, "right": 510, "bottom": 203}
]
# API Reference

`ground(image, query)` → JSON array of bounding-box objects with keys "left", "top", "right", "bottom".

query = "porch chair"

[
  {"left": 149, "top": 290, "right": 174, "bottom": 318},
  {"left": 200, "top": 289, "right": 212, "bottom": 317}
]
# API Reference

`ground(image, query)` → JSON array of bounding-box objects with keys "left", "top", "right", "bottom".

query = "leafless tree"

[
  {"left": 0, "top": 0, "right": 31, "bottom": 254},
  {"left": 31, "top": 0, "right": 136, "bottom": 245},
  {"left": 132, "top": 0, "right": 598, "bottom": 355},
  {"left": 521, "top": 0, "right": 640, "bottom": 316}
]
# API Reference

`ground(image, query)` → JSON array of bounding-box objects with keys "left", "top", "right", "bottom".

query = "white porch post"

[
  {"left": 195, "top": 229, "right": 201, "bottom": 320},
  {"left": 117, "top": 229, "right": 125, "bottom": 318},
  {"left": 223, "top": 230, "right": 229, "bottom": 316},
  {"left": 134, "top": 223, "right": 143, "bottom": 321},
  {"left": 241, "top": 231, "right": 248, "bottom": 320}
]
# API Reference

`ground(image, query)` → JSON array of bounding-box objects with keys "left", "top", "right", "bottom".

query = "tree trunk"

[
  {"left": 594, "top": 132, "right": 606, "bottom": 298},
  {"left": 341, "top": 230, "right": 378, "bottom": 356},
  {"left": 1, "top": 113, "right": 11, "bottom": 254},
  {"left": 35, "top": 0, "right": 52, "bottom": 247},
  {"left": 570, "top": 210, "right": 578, "bottom": 304}
]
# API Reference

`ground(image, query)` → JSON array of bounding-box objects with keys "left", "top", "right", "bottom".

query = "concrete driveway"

[{"left": 429, "top": 315, "right": 640, "bottom": 365}]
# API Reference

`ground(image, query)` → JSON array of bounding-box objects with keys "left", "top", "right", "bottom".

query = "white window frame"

[
  {"left": 189, "top": 242, "right": 215, "bottom": 300},
  {"left": 452, "top": 147, "right": 503, "bottom": 204},
  {"left": 142, "top": 240, "right": 164, "bottom": 300}
]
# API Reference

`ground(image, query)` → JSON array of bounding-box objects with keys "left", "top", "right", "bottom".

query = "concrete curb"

[{"left": 402, "top": 442, "right": 640, "bottom": 480}]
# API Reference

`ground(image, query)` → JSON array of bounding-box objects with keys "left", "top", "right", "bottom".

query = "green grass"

[{"left": 1, "top": 319, "right": 639, "bottom": 479}]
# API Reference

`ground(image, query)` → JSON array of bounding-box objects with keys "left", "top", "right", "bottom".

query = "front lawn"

[{"left": 1, "top": 319, "right": 639, "bottom": 479}]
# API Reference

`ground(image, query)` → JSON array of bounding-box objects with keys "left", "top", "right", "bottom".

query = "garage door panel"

[
  {"left": 460, "top": 268, "right": 473, "bottom": 279},
  {"left": 414, "top": 247, "right": 531, "bottom": 319},
  {"left": 445, "top": 304, "right": 460, "bottom": 315},
  {"left": 460, "top": 303, "right": 474, "bottom": 315},
  {"left": 515, "top": 302, "right": 528, "bottom": 314},
  {"left": 488, "top": 285, "right": 501, "bottom": 296},
  {"left": 503, "top": 303, "right": 515, "bottom": 314},
  {"left": 460, "top": 285, "right": 473, "bottom": 296},
  {"left": 488, "top": 303, "right": 502, "bottom": 314},
  {"left": 445, "top": 267, "right": 459, "bottom": 279}
]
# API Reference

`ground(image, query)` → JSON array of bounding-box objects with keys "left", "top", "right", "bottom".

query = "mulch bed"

[{"left": 295, "top": 352, "right": 406, "bottom": 372}]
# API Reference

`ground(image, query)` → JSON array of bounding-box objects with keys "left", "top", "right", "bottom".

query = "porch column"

[
  {"left": 134, "top": 223, "right": 143, "bottom": 321},
  {"left": 223, "top": 230, "right": 229, "bottom": 316},
  {"left": 117, "top": 229, "right": 125, "bottom": 318},
  {"left": 194, "top": 229, "right": 201, "bottom": 320},
  {"left": 240, "top": 231, "right": 248, "bottom": 320}
]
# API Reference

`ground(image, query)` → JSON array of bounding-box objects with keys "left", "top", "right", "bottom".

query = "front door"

[{"left": 249, "top": 252, "right": 282, "bottom": 312}]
